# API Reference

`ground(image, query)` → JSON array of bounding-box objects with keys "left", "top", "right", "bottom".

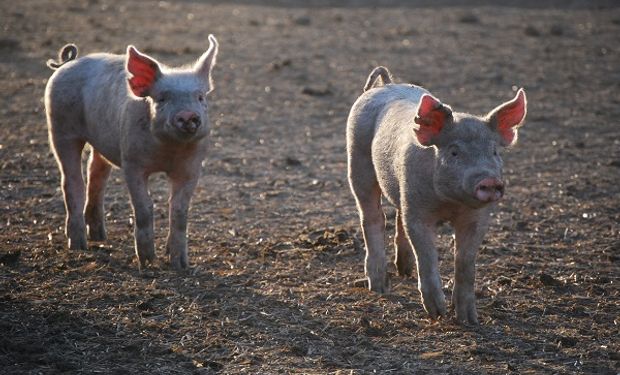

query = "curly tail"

[
  {"left": 46, "top": 44, "right": 79, "bottom": 70},
  {"left": 363, "top": 66, "right": 393, "bottom": 92}
]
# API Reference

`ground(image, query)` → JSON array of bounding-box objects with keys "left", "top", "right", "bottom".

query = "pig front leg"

[
  {"left": 165, "top": 173, "right": 199, "bottom": 270},
  {"left": 124, "top": 168, "right": 156, "bottom": 270},
  {"left": 452, "top": 214, "right": 490, "bottom": 325},
  {"left": 402, "top": 212, "right": 447, "bottom": 319}
]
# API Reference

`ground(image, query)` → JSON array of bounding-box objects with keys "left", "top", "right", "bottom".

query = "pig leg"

[
  {"left": 349, "top": 174, "right": 388, "bottom": 293},
  {"left": 394, "top": 210, "right": 415, "bottom": 277},
  {"left": 51, "top": 136, "right": 88, "bottom": 250},
  {"left": 165, "top": 173, "right": 199, "bottom": 270},
  {"left": 358, "top": 185, "right": 388, "bottom": 293},
  {"left": 402, "top": 212, "right": 446, "bottom": 319},
  {"left": 452, "top": 215, "right": 489, "bottom": 325},
  {"left": 124, "top": 168, "right": 155, "bottom": 269},
  {"left": 84, "top": 150, "right": 111, "bottom": 241}
]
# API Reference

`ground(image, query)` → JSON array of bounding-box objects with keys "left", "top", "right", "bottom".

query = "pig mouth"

[
  {"left": 164, "top": 122, "right": 205, "bottom": 142},
  {"left": 473, "top": 178, "right": 505, "bottom": 203}
]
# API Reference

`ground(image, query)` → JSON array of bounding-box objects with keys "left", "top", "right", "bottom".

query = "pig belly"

[{"left": 87, "top": 135, "right": 122, "bottom": 167}]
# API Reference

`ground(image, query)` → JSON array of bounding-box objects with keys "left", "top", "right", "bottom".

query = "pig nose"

[
  {"left": 474, "top": 178, "right": 504, "bottom": 203},
  {"left": 174, "top": 111, "right": 201, "bottom": 134}
]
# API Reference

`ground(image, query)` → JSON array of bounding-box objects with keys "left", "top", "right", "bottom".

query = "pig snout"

[
  {"left": 474, "top": 178, "right": 504, "bottom": 203},
  {"left": 173, "top": 111, "right": 201, "bottom": 134}
]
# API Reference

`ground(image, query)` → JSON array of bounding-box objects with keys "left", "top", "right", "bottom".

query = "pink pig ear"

[
  {"left": 413, "top": 94, "right": 453, "bottom": 146},
  {"left": 487, "top": 89, "right": 527, "bottom": 147},
  {"left": 126, "top": 46, "right": 161, "bottom": 97}
]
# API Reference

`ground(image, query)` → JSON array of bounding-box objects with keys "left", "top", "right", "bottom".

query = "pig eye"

[
  {"left": 448, "top": 145, "right": 459, "bottom": 158},
  {"left": 155, "top": 93, "right": 168, "bottom": 103},
  {"left": 197, "top": 93, "right": 205, "bottom": 103}
]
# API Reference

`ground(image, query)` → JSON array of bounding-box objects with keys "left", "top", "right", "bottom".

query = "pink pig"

[
  {"left": 347, "top": 67, "right": 527, "bottom": 324},
  {"left": 44, "top": 36, "right": 218, "bottom": 270}
]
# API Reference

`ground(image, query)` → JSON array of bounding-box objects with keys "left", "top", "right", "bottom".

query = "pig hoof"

[
  {"left": 395, "top": 260, "right": 414, "bottom": 277},
  {"left": 395, "top": 248, "right": 414, "bottom": 277},
  {"left": 421, "top": 291, "right": 447, "bottom": 319},
  {"left": 68, "top": 235, "right": 88, "bottom": 250},
  {"left": 456, "top": 316, "right": 479, "bottom": 326},
  {"left": 461, "top": 318, "right": 479, "bottom": 326},
  {"left": 87, "top": 226, "right": 107, "bottom": 242},
  {"left": 137, "top": 248, "right": 156, "bottom": 270},
  {"left": 456, "top": 309, "right": 479, "bottom": 326},
  {"left": 424, "top": 301, "right": 446, "bottom": 320},
  {"left": 138, "top": 255, "right": 156, "bottom": 271},
  {"left": 169, "top": 253, "right": 189, "bottom": 271},
  {"left": 368, "top": 274, "right": 390, "bottom": 294},
  {"left": 369, "top": 283, "right": 388, "bottom": 294}
]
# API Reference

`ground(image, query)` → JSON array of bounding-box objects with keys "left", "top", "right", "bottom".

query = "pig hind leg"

[
  {"left": 394, "top": 210, "right": 415, "bottom": 277},
  {"left": 85, "top": 149, "right": 112, "bottom": 241},
  {"left": 50, "top": 134, "right": 88, "bottom": 250},
  {"left": 348, "top": 155, "right": 388, "bottom": 293}
]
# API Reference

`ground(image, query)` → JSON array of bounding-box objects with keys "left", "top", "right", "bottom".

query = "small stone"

[
  {"left": 524, "top": 26, "right": 541, "bottom": 37},
  {"left": 557, "top": 336, "right": 578, "bottom": 348},
  {"left": 459, "top": 13, "right": 479, "bottom": 24},
  {"left": 285, "top": 156, "right": 302, "bottom": 166},
  {"left": 540, "top": 273, "right": 559, "bottom": 286},
  {"left": 293, "top": 15, "right": 311, "bottom": 26},
  {"left": 549, "top": 24, "right": 564, "bottom": 36}
]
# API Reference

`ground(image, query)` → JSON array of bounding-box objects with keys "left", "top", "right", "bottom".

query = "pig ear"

[
  {"left": 413, "top": 94, "right": 453, "bottom": 146},
  {"left": 126, "top": 45, "right": 161, "bottom": 98},
  {"left": 487, "top": 89, "right": 527, "bottom": 147},
  {"left": 194, "top": 34, "right": 219, "bottom": 90}
]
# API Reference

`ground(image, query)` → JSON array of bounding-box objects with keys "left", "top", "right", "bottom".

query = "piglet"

[
  {"left": 347, "top": 66, "right": 527, "bottom": 324},
  {"left": 44, "top": 36, "right": 219, "bottom": 270}
]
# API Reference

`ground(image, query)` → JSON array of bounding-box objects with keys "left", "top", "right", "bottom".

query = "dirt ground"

[{"left": 0, "top": 0, "right": 619, "bottom": 374}]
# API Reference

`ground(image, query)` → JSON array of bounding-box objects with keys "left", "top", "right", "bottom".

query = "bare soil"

[{"left": 1, "top": 0, "right": 619, "bottom": 374}]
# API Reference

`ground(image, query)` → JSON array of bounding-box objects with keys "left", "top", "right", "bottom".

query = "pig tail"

[
  {"left": 46, "top": 44, "right": 79, "bottom": 70},
  {"left": 363, "top": 66, "right": 393, "bottom": 92}
]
